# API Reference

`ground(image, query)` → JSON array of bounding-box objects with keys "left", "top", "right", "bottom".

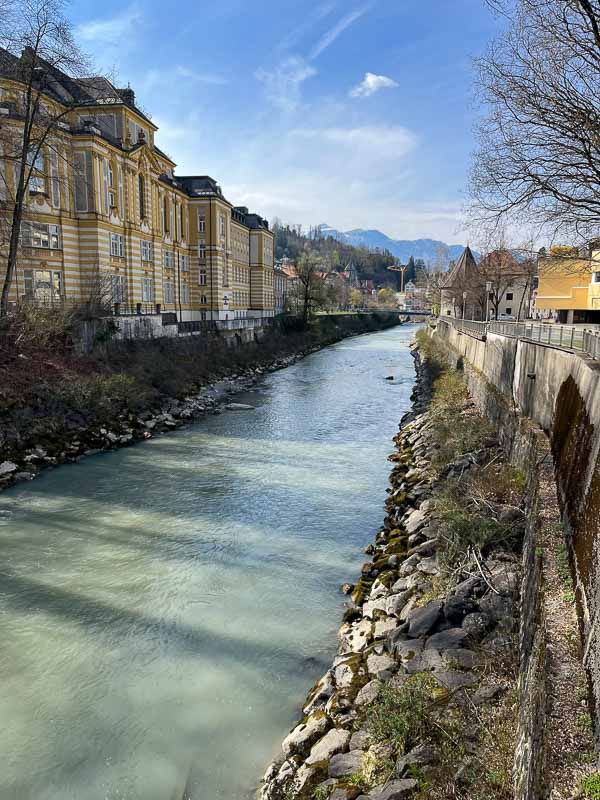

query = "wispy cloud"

[
  {"left": 277, "top": 1, "right": 337, "bottom": 53},
  {"left": 76, "top": 5, "right": 142, "bottom": 45},
  {"left": 255, "top": 57, "right": 317, "bottom": 113},
  {"left": 174, "top": 66, "right": 228, "bottom": 85},
  {"left": 350, "top": 72, "right": 399, "bottom": 98},
  {"left": 291, "top": 125, "right": 416, "bottom": 158},
  {"left": 309, "top": 7, "right": 369, "bottom": 59},
  {"left": 257, "top": 5, "right": 370, "bottom": 112}
]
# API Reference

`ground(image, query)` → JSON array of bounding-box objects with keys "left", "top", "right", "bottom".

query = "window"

[
  {"left": 198, "top": 212, "right": 206, "bottom": 233},
  {"left": 74, "top": 151, "right": 94, "bottom": 212},
  {"left": 593, "top": 272, "right": 600, "bottom": 284},
  {"left": 181, "top": 282, "right": 189, "bottom": 303},
  {"left": 181, "top": 254, "right": 189, "bottom": 272},
  {"left": 163, "top": 279, "right": 174, "bottom": 304},
  {"left": 222, "top": 264, "right": 229, "bottom": 287},
  {"left": 23, "top": 269, "right": 63, "bottom": 302},
  {"left": 200, "top": 294, "right": 207, "bottom": 304},
  {"left": 139, "top": 174, "right": 146, "bottom": 219},
  {"left": 180, "top": 205, "right": 185, "bottom": 240},
  {"left": 22, "top": 222, "right": 61, "bottom": 249},
  {"left": 220, "top": 214, "right": 225, "bottom": 237},
  {"left": 505, "top": 307, "right": 512, "bottom": 315},
  {"left": 141, "top": 240, "right": 153, "bottom": 262},
  {"left": 163, "top": 196, "right": 169, "bottom": 233},
  {"left": 103, "top": 273, "right": 127, "bottom": 303},
  {"left": 49, "top": 150, "right": 60, "bottom": 208},
  {"left": 118, "top": 166, "right": 124, "bottom": 214},
  {"left": 142, "top": 276, "right": 154, "bottom": 303},
  {"left": 198, "top": 244, "right": 206, "bottom": 261},
  {"left": 506, "top": 292, "right": 513, "bottom": 300},
  {"left": 199, "top": 270, "right": 207, "bottom": 286},
  {"left": 110, "top": 233, "right": 124, "bottom": 257},
  {"left": 108, "top": 163, "right": 115, "bottom": 209},
  {"left": 27, "top": 147, "right": 45, "bottom": 193},
  {"left": 164, "top": 250, "right": 174, "bottom": 268}
]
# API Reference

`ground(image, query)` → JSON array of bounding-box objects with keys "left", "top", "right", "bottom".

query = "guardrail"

[
  {"left": 440, "top": 316, "right": 600, "bottom": 360},
  {"left": 177, "top": 317, "right": 274, "bottom": 335}
]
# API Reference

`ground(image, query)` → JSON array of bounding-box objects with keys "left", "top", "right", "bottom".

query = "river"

[{"left": 0, "top": 324, "right": 418, "bottom": 800}]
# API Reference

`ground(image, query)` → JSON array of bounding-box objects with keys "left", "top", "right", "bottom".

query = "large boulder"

[
  {"left": 282, "top": 713, "right": 330, "bottom": 757},
  {"left": 425, "top": 628, "right": 468, "bottom": 651},
  {"left": 406, "top": 600, "right": 443, "bottom": 638},
  {"left": 355, "top": 680, "right": 380, "bottom": 707},
  {"left": 359, "top": 778, "right": 418, "bottom": 798},
  {"left": 306, "top": 728, "right": 351, "bottom": 765},
  {"left": 0, "top": 461, "right": 18, "bottom": 476},
  {"left": 329, "top": 750, "right": 365, "bottom": 778},
  {"left": 366, "top": 653, "right": 397, "bottom": 680}
]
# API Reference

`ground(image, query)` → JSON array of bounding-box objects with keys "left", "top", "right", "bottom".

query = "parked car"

[{"left": 497, "top": 313, "right": 516, "bottom": 321}]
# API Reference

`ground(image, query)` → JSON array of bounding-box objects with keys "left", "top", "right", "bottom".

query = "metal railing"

[
  {"left": 440, "top": 316, "right": 600, "bottom": 359},
  {"left": 177, "top": 320, "right": 217, "bottom": 334},
  {"left": 216, "top": 318, "right": 273, "bottom": 330},
  {"left": 112, "top": 303, "right": 160, "bottom": 316},
  {"left": 176, "top": 317, "right": 274, "bottom": 335}
]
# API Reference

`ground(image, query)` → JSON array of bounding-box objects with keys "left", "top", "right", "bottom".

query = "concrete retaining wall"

[{"left": 435, "top": 319, "right": 600, "bottom": 743}]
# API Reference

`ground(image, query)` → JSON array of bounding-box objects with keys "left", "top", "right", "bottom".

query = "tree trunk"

[{"left": 0, "top": 198, "right": 25, "bottom": 315}]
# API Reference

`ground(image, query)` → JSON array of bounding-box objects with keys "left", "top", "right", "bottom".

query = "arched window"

[{"left": 138, "top": 174, "right": 145, "bottom": 220}]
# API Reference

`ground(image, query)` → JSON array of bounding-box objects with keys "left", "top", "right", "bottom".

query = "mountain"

[{"left": 318, "top": 224, "right": 473, "bottom": 269}]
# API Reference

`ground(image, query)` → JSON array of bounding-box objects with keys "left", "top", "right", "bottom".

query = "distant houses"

[{"left": 441, "top": 246, "right": 533, "bottom": 321}]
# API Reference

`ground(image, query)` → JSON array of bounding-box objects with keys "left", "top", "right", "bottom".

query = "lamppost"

[
  {"left": 485, "top": 281, "right": 492, "bottom": 323},
  {"left": 462, "top": 291, "right": 467, "bottom": 321}
]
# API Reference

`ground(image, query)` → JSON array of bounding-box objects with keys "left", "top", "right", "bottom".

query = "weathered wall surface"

[{"left": 435, "top": 319, "right": 600, "bottom": 742}]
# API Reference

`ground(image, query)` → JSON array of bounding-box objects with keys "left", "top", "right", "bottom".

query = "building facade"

[
  {"left": 441, "top": 246, "right": 532, "bottom": 321},
  {"left": 535, "top": 246, "right": 600, "bottom": 324},
  {"left": 0, "top": 48, "right": 275, "bottom": 322}
]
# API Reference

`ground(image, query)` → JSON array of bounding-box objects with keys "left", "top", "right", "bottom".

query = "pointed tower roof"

[{"left": 442, "top": 245, "right": 478, "bottom": 288}]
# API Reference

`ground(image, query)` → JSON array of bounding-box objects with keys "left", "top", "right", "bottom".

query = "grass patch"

[
  {"left": 582, "top": 772, "right": 600, "bottom": 798},
  {"left": 366, "top": 675, "right": 441, "bottom": 754},
  {"left": 415, "top": 329, "right": 495, "bottom": 473},
  {"left": 433, "top": 462, "right": 526, "bottom": 565}
]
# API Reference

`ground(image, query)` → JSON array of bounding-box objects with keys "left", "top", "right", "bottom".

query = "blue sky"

[{"left": 71, "top": 0, "right": 498, "bottom": 243}]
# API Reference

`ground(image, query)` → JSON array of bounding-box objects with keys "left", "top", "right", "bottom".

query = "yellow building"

[
  {"left": 536, "top": 246, "right": 600, "bottom": 324},
  {"left": 0, "top": 48, "right": 274, "bottom": 323}
]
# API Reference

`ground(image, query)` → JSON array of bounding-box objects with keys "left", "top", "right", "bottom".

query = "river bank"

[
  {"left": 258, "top": 332, "right": 536, "bottom": 800},
  {"left": 0, "top": 312, "right": 399, "bottom": 492}
]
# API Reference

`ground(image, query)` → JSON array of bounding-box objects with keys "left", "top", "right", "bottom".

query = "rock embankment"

[
  {"left": 258, "top": 346, "right": 523, "bottom": 800},
  {"left": 0, "top": 352, "right": 303, "bottom": 493}
]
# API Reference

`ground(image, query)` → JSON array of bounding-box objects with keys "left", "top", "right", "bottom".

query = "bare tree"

[
  {"left": 294, "top": 251, "right": 325, "bottom": 324},
  {"left": 0, "top": 0, "right": 92, "bottom": 315},
  {"left": 470, "top": 0, "right": 600, "bottom": 243}
]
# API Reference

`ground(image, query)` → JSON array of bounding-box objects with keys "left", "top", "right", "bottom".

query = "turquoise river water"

[{"left": 0, "top": 324, "right": 418, "bottom": 800}]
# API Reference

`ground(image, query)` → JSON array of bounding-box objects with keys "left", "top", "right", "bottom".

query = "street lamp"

[
  {"left": 462, "top": 291, "right": 467, "bottom": 321},
  {"left": 485, "top": 281, "right": 492, "bottom": 322}
]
